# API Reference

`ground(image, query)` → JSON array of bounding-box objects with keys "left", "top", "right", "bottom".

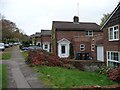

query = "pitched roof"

[
  {"left": 34, "top": 32, "right": 41, "bottom": 37},
  {"left": 53, "top": 21, "right": 100, "bottom": 31},
  {"left": 101, "top": 2, "right": 120, "bottom": 30},
  {"left": 41, "top": 30, "right": 51, "bottom": 36}
]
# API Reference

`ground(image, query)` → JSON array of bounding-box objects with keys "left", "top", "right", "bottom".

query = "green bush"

[
  {"left": 97, "top": 66, "right": 112, "bottom": 76},
  {"left": 69, "top": 43, "right": 74, "bottom": 59}
]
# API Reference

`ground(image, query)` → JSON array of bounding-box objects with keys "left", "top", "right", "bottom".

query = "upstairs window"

[
  {"left": 108, "top": 25, "right": 119, "bottom": 41},
  {"left": 80, "top": 44, "right": 85, "bottom": 51},
  {"left": 85, "top": 31, "right": 93, "bottom": 36}
]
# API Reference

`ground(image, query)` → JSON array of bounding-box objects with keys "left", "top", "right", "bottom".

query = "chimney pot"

[{"left": 73, "top": 16, "right": 79, "bottom": 22}]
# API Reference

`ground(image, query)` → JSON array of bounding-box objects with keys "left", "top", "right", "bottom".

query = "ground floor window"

[
  {"left": 107, "top": 51, "right": 120, "bottom": 67},
  {"left": 80, "top": 44, "right": 85, "bottom": 51}
]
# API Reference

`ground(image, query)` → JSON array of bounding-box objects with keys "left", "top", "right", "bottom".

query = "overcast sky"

[{"left": 1, "top": 0, "right": 120, "bottom": 35}]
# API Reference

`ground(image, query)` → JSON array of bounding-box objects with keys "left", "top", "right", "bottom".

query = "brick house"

[
  {"left": 101, "top": 2, "right": 120, "bottom": 67},
  {"left": 51, "top": 16, "right": 102, "bottom": 59},
  {"left": 41, "top": 30, "right": 51, "bottom": 52},
  {"left": 30, "top": 30, "right": 51, "bottom": 52},
  {"left": 30, "top": 32, "right": 41, "bottom": 46}
]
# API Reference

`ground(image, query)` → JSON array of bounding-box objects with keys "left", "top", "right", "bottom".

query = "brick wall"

[
  {"left": 54, "top": 30, "right": 103, "bottom": 59},
  {"left": 41, "top": 35, "right": 51, "bottom": 43},
  {"left": 103, "top": 24, "right": 120, "bottom": 62},
  {"left": 73, "top": 36, "right": 91, "bottom": 58}
]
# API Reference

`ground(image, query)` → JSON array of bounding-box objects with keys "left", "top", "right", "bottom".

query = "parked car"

[
  {"left": 21, "top": 47, "right": 29, "bottom": 51},
  {"left": 0, "top": 43, "right": 5, "bottom": 51},
  {"left": 9, "top": 43, "right": 13, "bottom": 47},
  {"left": 14, "top": 42, "right": 18, "bottom": 45},
  {"left": 4, "top": 43, "right": 9, "bottom": 48},
  {"left": 28, "top": 46, "right": 42, "bottom": 50}
]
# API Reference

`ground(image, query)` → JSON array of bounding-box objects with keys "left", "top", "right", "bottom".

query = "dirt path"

[{"left": 2, "top": 46, "right": 47, "bottom": 89}]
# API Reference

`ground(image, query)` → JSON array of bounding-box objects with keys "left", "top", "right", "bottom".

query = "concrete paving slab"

[{"left": 11, "top": 68, "right": 31, "bottom": 88}]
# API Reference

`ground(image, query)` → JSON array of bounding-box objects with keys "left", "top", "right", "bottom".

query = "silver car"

[
  {"left": 28, "top": 46, "right": 42, "bottom": 50},
  {"left": 0, "top": 43, "right": 5, "bottom": 51}
]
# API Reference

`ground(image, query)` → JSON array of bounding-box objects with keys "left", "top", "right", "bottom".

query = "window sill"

[
  {"left": 108, "top": 59, "right": 119, "bottom": 63},
  {"left": 109, "top": 39, "right": 119, "bottom": 41}
]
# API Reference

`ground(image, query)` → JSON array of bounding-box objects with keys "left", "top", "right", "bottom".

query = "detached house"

[
  {"left": 101, "top": 2, "right": 120, "bottom": 67},
  {"left": 51, "top": 16, "right": 102, "bottom": 59}
]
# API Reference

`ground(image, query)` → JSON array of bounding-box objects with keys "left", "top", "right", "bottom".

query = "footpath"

[{"left": 2, "top": 46, "right": 47, "bottom": 89}]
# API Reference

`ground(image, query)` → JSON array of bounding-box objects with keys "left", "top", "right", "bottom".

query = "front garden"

[
  {"left": 0, "top": 47, "right": 12, "bottom": 60},
  {"left": 22, "top": 50, "right": 120, "bottom": 88},
  {"left": 1, "top": 52, "right": 11, "bottom": 60},
  {"left": 35, "top": 65, "right": 117, "bottom": 88},
  {"left": 0, "top": 64, "right": 7, "bottom": 89}
]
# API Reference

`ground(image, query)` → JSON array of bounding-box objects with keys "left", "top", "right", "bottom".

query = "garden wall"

[{"left": 70, "top": 60, "right": 105, "bottom": 71}]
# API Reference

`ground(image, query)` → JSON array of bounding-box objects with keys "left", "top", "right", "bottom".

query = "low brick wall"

[
  {"left": 70, "top": 84, "right": 120, "bottom": 89},
  {"left": 70, "top": 60, "right": 105, "bottom": 71}
]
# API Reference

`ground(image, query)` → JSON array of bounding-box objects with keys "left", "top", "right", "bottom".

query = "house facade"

[
  {"left": 30, "top": 32, "right": 41, "bottom": 46},
  {"left": 41, "top": 30, "right": 51, "bottom": 52},
  {"left": 101, "top": 3, "right": 120, "bottom": 67},
  {"left": 30, "top": 30, "right": 51, "bottom": 52},
  {"left": 51, "top": 16, "right": 103, "bottom": 59}
]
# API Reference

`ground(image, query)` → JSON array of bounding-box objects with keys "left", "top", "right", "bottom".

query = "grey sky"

[{"left": 1, "top": 0, "right": 119, "bottom": 35}]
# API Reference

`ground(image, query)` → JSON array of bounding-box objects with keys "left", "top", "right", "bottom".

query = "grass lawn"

[
  {"left": 35, "top": 65, "right": 118, "bottom": 88},
  {"left": 21, "top": 51, "right": 28, "bottom": 60},
  {"left": 1, "top": 52, "right": 11, "bottom": 60},
  {"left": 0, "top": 64, "right": 7, "bottom": 89}
]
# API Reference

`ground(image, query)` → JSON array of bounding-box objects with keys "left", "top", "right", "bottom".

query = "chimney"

[{"left": 73, "top": 16, "right": 79, "bottom": 23}]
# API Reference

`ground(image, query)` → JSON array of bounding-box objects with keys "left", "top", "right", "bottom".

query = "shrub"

[
  {"left": 27, "top": 49, "right": 71, "bottom": 67},
  {"left": 108, "top": 68, "right": 120, "bottom": 82},
  {"left": 97, "top": 66, "right": 111, "bottom": 76},
  {"left": 69, "top": 43, "right": 74, "bottom": 59}
]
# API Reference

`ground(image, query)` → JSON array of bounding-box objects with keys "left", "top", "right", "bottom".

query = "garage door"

[{"left": 97, "top": 46, "right": 104, "bottom": 61}]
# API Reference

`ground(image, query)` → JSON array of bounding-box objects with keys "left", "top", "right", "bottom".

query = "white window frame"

[
  {"left": 108, "top": 25, "right": 119, "bottom": 41},
  {"left": 85, "top": 31, "right": 93, "bottom": 36},
  {"left": 91, "top": 44, "right": 95, "bottom": 51},
  {"left": 107, "top": 51, "right": 120, "bottom": 66},
  {"left": 43, "top": 43, "right": 50, "bottom": 52},
  {"left": 80, "top": 44, "right": 85, "bottom": 51}
]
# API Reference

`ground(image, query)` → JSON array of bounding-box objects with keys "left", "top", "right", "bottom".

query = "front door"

[
  {"left": 97, "top": 46, "right": 104, "bottom": 61},
  {"left": 61, "top": 44, "right": 67, "bottom": 57}
]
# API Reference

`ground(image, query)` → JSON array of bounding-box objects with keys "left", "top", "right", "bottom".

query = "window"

[
  {"left": 107, "top": 51, "right": 120, "bottom": 67},
  {"left": 44, "top": 44, "right": 48, "bottom": 49},
  {"left": 80, "top": 44, "right": 85, "bottom": 51},
  {"left": 91, "top": 44, "right": 95, "bottom": 51},
  {"left": 85, "top": 31, "right": 93, "bottom": 36},
  {"left": 108, "top": 25, "right": 119, "bottom": 41},
  {"left": 61, "top": 45, "right": 65, "bottom": 54}
]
